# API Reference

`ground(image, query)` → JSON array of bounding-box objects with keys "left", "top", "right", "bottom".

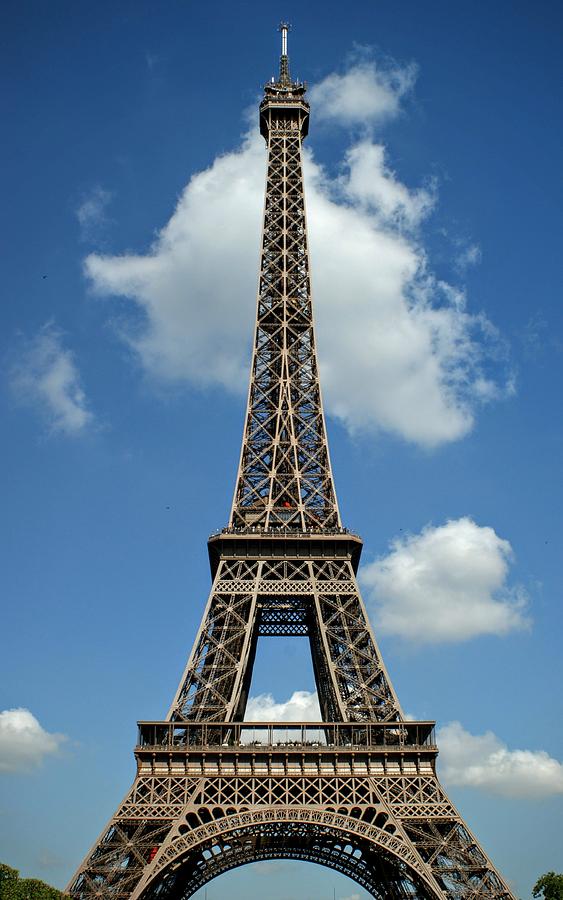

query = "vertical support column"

[
  {"left": 309, "top": 559, "right": 403, "bottom": 722},
  {"left": 167, "top": 558, "right": 261, "bottom": 721}
]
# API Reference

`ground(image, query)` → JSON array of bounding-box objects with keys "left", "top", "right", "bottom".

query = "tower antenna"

[{"left": 278, "top": 21, "right": 291, "bottom": 83}]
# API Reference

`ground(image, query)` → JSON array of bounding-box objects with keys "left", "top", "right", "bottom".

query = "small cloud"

[
  {"left": 245, "top": 690, "right": 321, "bottom": 722},
  {"left": 37, "top": 850, "right": 65, "bottom": 871},
  {"left": 76, "top": 186, "right": 113, "bottom": 242},
  {"left": 360, "top": 517, "right": 530, "bottom": 643},
  {"left": 10, "top": 323, "right": 94, "bottom": 436},
  {"left": 309, "top": 56, "right": 417, "bottom": 128},
  {"left": 251, "top": 861, "right": 295, "bottom": 876},
  {"left": 438, "top": 721, "right": 563, "bottom": 798},
  {"left": 454, "top": 240, "right": 482, "bottom": 273},
  {"left": 520, "top": 311, "right": 549, "bottom": 359},
  {"left": 146, "top": 52, "right": 158, "bottom": 71},
  {"left": 0, "top": 708, "right": 66, "bottom": 774}
]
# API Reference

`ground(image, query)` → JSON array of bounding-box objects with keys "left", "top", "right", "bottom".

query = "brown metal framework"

[
  {"left": 68, "top": 28, "right": 516, "bottom": 900},
  {"left": 230, "top": 53, "right": 338, "bottom": 533}
]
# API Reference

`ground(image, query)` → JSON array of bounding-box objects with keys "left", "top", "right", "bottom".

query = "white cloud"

[
  {"left": 340, "top": 141, "right": 435, "bottom": 229},
  {"left": 87, "top": 132, "right": 264, "bottom": 389},
  {"left": 249, "top": 861, "right": 294, "bottom": 876},
  {"left": 37, "top": 850, "right": 65, "bottom": 871},
  {"left": 521, "top": 311, "right": 549, "bottom": 359},
  {"left": 360, "top": 517, "right": 530, "bottom": 643},
  {"left": 455, "top": 241, "right": 482, "bottom": 272},
  {"left": 77, "top": 186, "right": 113, "bottom": 242},
  {"left": 84, "top": 61, "right": 511, "bottom": 449},
  {"left": 0, "top": 708, "right": 66, "bottom": 773},
  {"left": 146, "top": 53, "right": 158, "bottom": 72},
  {"left": 437, "top": 721, "right": 563, "bottom": 798},
  {"left": 308, "top": 58, "right": 417, "bottom": 127},
  {"left": 245, "top": 690, "right": 321, "bottom": 722},
  {"left": 10, "top": 324, "right": 93, "bottom": 435}
]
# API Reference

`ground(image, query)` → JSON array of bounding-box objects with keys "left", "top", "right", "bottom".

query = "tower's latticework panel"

[
  {"left": 68, "top": 27, "right": 517, "bottom": 900},
  {"left": 231, "top": 66, "right": 338, "bottom": 533}
]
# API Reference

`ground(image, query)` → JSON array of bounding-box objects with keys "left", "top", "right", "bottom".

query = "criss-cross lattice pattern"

[
  {"left": 167, "top": 556, "right": 401, "bottom": 723},
  {"left": 68, "top": 745, "right": 513, "bottom": 900},
  {"left": 230, "top": 91, "right": 339, "bottom": 531}
]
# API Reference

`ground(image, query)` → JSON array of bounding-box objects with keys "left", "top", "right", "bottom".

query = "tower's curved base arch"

[{"left": 137, "top": 809, "right": 441, "bottom": 900}]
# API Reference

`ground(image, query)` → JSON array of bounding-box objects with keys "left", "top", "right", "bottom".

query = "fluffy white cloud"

[
  {"left": 87, "top": 132, "right": 264, "bottom": 389},
  {"left": 308, "top": 58, "right": 416, "bottom": 127},
  {"left": 10, "top": 324, "right": 93, "bottom": 435},
  {"left": 0, "top": 708, "right": 66, "bottom": 773},
  {"left": 84, "top": 62, "right": 510, "bottom": 449},
  {"left": 360, "top": 518, "right": 530, "bottom": 643},
  {"left": 245, "top": 690, "right": 321, "bottom": 722},
  {"left": 438, "top": 721, "right": 563, "bottom": 798},
  {"left": 77, "top": 186, "right": 113, "bottom": 242},
  {"left": 341, "top": 141, "right": 435, "bottom": 229}
]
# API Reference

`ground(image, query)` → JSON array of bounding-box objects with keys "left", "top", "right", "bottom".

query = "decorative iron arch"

[{"left": 135, "top": 809, "right": 443, "bottom": 900}]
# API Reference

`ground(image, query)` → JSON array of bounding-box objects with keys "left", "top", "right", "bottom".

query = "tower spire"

[
  {"left": 279, "top": 21, "right": 291, "bottom": 84},
  {"left": 232, "top": 27, "right": 334, "bottom": 532}
]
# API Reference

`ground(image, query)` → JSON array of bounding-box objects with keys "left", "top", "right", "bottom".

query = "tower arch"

[{"left": 135, "top": 809, "right": 441, "bottom": 900}]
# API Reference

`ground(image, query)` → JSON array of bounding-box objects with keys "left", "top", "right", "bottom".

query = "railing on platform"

[{"left": 136, "top": 721, "right": 436, "bottom": 752}]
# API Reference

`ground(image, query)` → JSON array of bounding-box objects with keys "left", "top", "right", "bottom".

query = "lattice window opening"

[{"left": 219, "top": 559, "right": 258, "bottom": 580}]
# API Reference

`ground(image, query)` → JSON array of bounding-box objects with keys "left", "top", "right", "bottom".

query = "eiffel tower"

[{"left": 68, "top": 26, "right": 516, "bottom": 900}]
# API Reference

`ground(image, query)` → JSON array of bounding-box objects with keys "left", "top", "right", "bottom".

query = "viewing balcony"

[{"left": 136, "top": 720, "right": 437, "bottom": 753}]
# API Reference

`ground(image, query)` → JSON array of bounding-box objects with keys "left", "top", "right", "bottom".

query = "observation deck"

[
  {"left": 134, "top": 721, "right": 438, "bottom": 782},
  {"left": 208, "top": 527, "right": 364, "bottom": 575}
]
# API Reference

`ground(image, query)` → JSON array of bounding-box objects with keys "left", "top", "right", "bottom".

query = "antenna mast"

[{"left": 278, "top": 21, "right": 291, "bottom": 83}]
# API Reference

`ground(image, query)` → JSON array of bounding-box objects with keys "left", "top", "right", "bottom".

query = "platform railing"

[
  {"left": 136, "top": 721, "right": 436, "bottom": 752},
  {"left": 209, "top": 526, "right": 361, "bottom": 538}
]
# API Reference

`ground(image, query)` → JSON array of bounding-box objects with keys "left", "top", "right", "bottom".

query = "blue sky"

[{"left": 1, "top": 1, "right": 562, "bottom": 897}]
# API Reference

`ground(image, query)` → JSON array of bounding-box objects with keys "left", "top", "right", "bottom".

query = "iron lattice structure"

[{"left": 68, "top": 28, "right": 516, "bottom": 900}]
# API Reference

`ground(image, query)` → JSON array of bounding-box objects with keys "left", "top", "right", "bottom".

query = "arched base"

[{"left": 139, "top": 809, "right": 440, "bottom": 900}]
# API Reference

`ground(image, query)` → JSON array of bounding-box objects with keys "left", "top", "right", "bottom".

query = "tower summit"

[{"left": 68, "top": 29, "right": 517, "bottom": 900}]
